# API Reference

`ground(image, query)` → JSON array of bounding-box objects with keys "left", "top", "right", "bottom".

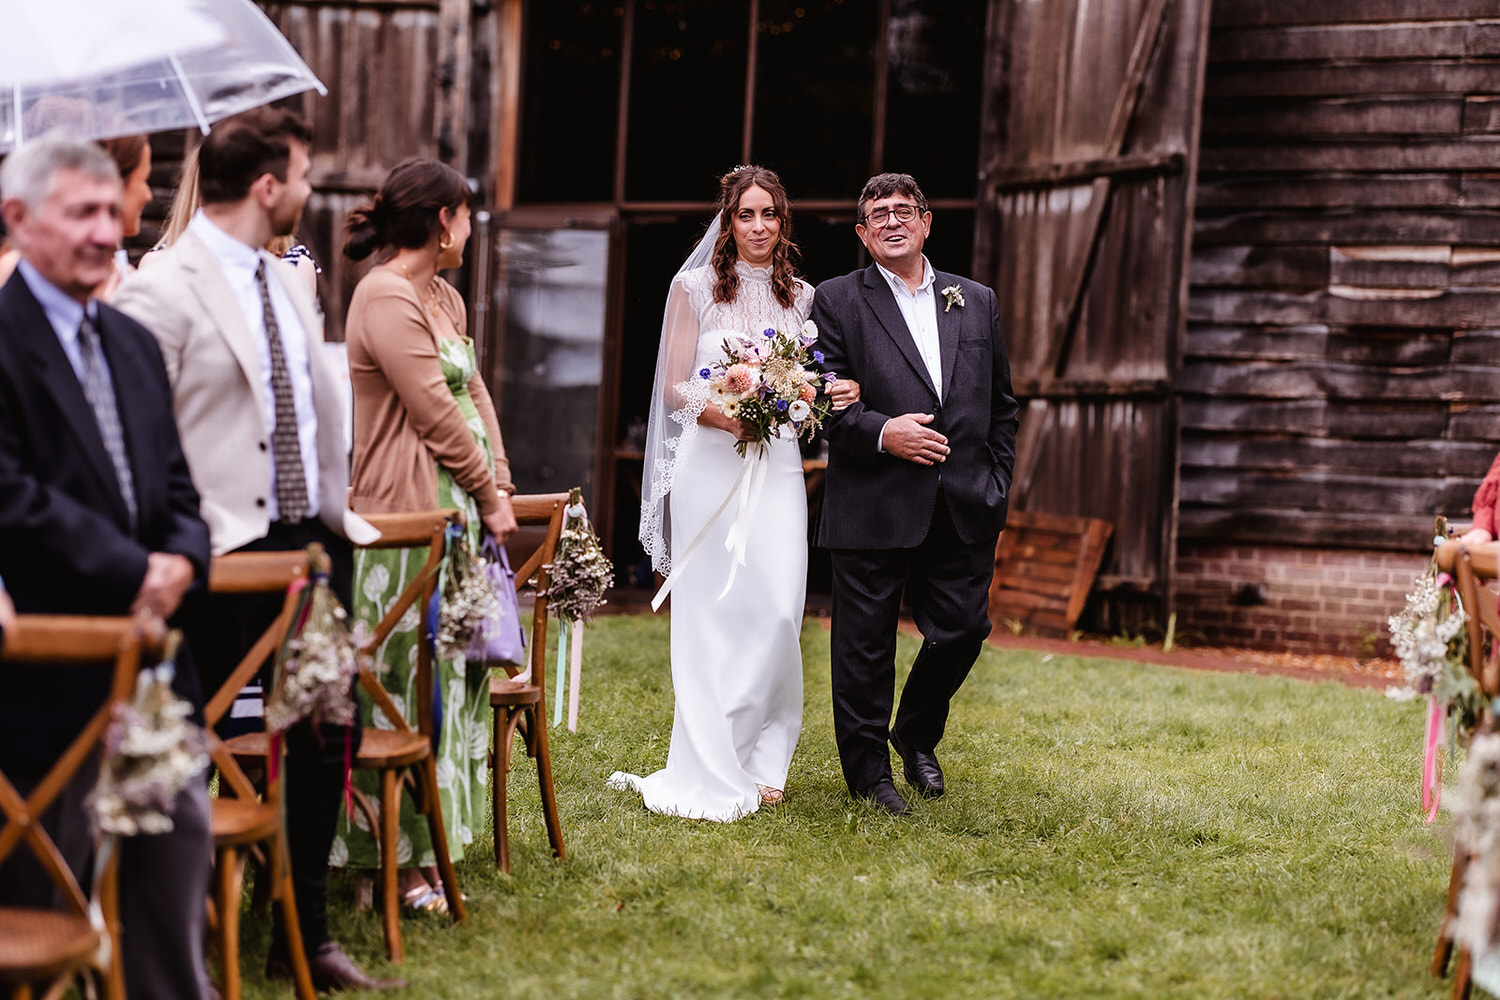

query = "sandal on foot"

[
  {"left": 756, "top": 784, "right": 784, "bottom": 807},
  {"left": 401, "top": 884, "right": 448, "bottom": 915}
]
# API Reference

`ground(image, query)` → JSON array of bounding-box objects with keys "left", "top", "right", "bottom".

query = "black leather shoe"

[
  {"left": 268, "top": 941, "right": 408, "bottom": 993},
  {"left": 856, "top": 779, "right": 910, "bottom": 816},
  {"left": 890, "top": 731, "right": 945, "bottom": 798}
]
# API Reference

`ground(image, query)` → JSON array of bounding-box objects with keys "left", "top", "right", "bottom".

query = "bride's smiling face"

[{"left": 731, "top": 184, "right": 779, "bottom": 267}]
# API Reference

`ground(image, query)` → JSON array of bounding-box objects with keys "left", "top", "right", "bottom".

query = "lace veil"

[{"left": 639, "top": 216, "right": 721, "bottom": 574}]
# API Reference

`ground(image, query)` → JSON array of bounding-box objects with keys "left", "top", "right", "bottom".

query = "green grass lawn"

[{"left": 233, "top": 613, "right": 1456, "bottom": 999}]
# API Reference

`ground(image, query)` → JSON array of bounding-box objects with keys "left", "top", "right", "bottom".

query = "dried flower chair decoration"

[{"left": 544, "top": 486, "right": 613, "bottom": 733}]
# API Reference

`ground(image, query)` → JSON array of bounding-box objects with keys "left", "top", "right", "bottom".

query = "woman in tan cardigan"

[{"left": 332, "top": 158, "right": 516, "bottom": 911}]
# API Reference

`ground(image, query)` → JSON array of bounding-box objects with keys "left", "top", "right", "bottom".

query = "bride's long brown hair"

[{"left": 709, "top": 165, "right": 801, "bottom": 309}]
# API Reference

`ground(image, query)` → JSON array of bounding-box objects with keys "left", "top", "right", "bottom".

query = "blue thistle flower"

[
  {"left": 776, "top": 399, "right": 788, "bottom": 412},
  {"left": 763, "top": 328, "right": 775, "bottom": 337},
  {"left": 698, "top": 367, "right": 711, "bottom": 379}
]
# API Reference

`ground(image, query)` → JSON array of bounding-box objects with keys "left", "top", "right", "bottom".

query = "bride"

[{"left": 609, "top": 165, "right": 858, "bottom": 820}]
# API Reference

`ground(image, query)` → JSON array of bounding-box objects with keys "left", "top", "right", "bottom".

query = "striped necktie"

[
  {"left": 254, "top": 260, "right": 310, "bottom": 523},
  {"left": 77, "top": 314, "right": 138, "bottom": 528}
]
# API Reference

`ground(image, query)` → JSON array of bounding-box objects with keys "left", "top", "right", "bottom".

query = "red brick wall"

[{"left": 1173, "top": 544, "right": 1431, "bottom": 658}]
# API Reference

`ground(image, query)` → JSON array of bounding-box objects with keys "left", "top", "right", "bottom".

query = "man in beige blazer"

[{"left": 113, "top": 108, "right": 398, "bottom": 993}]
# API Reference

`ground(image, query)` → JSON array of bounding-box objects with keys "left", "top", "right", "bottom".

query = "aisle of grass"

[{"left": 236, "top": 614, "right": 1452, "bottom": 998}]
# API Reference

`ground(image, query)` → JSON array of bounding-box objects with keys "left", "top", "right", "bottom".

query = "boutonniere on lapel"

[{"left": 941, "top": 284, "right": 965, "bottom": 313}]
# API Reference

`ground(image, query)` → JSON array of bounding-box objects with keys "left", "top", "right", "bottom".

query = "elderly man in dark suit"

[
  {"left": 0, "top": 135, "right": 213, "bottom": 998},
  {"left": 812, "top": 172, "right": 1021, "bottom": 816}
]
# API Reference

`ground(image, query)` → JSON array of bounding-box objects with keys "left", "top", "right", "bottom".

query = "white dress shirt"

[
  {"left": 17, "top": 258, "right": 100, "bottom": 383},
  {"left": 874, "top": 255, "right": 942, "bottom": 453},
  {"left": 188, "top": 211, "right": 320, "bottom": 520}
]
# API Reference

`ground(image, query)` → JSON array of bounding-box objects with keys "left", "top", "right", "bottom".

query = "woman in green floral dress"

[{"left": 337, "top": 159, "right": 518, "bottom": 910}]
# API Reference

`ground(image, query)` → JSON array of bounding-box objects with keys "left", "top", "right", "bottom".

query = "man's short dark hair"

[
  {"left": 857, "top": 172, "right": 929, "bottom": 223},
  {"left": 196, "top": 107, "right": 312, "bottom": 205}
]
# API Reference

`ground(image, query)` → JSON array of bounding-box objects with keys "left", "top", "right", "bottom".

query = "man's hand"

[
  {"left": 829, "top": 378, "right": 861, "bottom": 412},
  {"left": 483, "top": 495, "right": 519, "bottom": 543},
  {"left": 131, "top": 553, "right": 195, "bottom": 619},
  {"left": 883, "top": 413, "right": 949, "bottom": 466}
]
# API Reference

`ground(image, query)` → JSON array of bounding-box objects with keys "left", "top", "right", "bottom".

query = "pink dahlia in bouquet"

[{"left": 696, "top": 320, "right": 836, "bottom": 457}]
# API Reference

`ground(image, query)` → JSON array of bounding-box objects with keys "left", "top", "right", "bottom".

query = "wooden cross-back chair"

[
  {"left": 488, "top": 492, "right": 570, "bottom": 873},
  {"left": 345, "top": 510, "right": 466, "bottom": 963},
  {"left": 205, "top": 549, "right": 319, "bottom": 1000},
  {"left": 0, "top": 613, "right": 164, "bottom": 1000},
  {"left": 1431, "top": 538, "right": 1500, "bottom": 1000}
]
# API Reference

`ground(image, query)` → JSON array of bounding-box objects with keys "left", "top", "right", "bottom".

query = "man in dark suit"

[
  {"left": 812, "top": 172, "right": 1020, "bottom": 815},
  {"left": 0, "top": 136, "right": 213, "bottom": 999}
]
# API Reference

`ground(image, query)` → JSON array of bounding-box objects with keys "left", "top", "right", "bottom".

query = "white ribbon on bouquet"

[{"left": 650, "top": 445, "right": 769, "bottom": 611}]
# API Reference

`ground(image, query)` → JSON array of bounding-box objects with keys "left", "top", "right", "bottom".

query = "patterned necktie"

[
  {"left": 254, "top": 260, "right": 310, "bottom": 523},
  {"left": 77, "top": 314, "right": 138, "bottom": 528}
]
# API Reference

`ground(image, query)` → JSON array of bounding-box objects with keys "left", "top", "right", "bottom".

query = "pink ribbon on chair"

[{"left": 1423, "top": 695, "right": 1445, "bottom": 824}]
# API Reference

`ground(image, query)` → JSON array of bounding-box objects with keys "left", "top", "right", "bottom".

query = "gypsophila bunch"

[
  {"left": 693, "top": 320, "right": 835, "bottom": 457},
  {"left": 265, "top": 570, "right": 370, "bottom": 731},
  {"left": 88, "top": 655, "right": 208, "bottom": 836},
  {"left": 545, "top": 488, "right": 613, "bottom": 623},
  {"left": 436, "top": 534, "right": 502, "bottom": 657},
  {"left": 1387, "top": 566, "right": 1480, "bottom": 726},
  {"left": 1451, "top": 733, "right": 1500, "bottom": 954}
]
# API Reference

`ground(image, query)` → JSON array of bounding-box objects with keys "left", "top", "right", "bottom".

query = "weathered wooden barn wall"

[
  {"left": 258, "top": 0, "right": 488, "bottom": 341},
  {"left": 1177, "top": 1, "right": 1500, "bottom": 653},
  {"left": 976, "top": 0, "right": 1214, "bottom": 630}
]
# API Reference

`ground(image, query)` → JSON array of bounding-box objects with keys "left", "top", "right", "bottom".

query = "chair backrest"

[
  {"left": 352, "top": 509, "right": 461, "bottom": 737},
  {"left": 1454, "top": 545, "right": 1500, "bottom": 701},
  {"left": 508, "top": 493, "right": 570, "bottom": 694},
  {"left": 204, "top": 548, "right": 317, "bottom": 800},
  {"left": 0, "top": 614, "right": 162, "bottom": 917}
]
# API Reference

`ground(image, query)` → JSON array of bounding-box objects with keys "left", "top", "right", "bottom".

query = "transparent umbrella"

[{"left": 0, "top": 0, "right": 325, "bottom": 153}]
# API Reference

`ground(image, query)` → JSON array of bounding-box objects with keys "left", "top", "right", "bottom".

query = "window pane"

[
  {"left": 494, "top": 228, "right": 610, "bottom": 504},
  {"left": 518, "top": 3, "right": 623, "bottom": 203},
  {"left": 625, "top": 2, "right": 747, "bottom": 202},
  {"left": 752, "top": 1, "right": 877, "bottom": 201},
  {"left": 883, "top": 0, "right": 986, "bottom": 198}
]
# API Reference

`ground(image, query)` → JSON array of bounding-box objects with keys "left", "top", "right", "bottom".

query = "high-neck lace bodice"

[{"left": 680, "top": 264, "right": 813, "bottom": 363}]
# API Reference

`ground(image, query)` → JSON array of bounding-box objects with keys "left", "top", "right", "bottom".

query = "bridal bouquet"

[
  {"left": 88, "top": 634, "right": 209, "bottom": 836},
  {"left": 696, "top": 320, "right": 836, "bottom": 457}
]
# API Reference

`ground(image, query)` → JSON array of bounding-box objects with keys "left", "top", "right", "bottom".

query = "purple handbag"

[{"left": 467, "top": 535, "right": 526, "bottom": 666}]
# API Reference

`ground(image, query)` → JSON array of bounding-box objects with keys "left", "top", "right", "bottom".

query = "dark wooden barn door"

[{"left": 975, "top": 0, "right": 1214, "bottom": 626}]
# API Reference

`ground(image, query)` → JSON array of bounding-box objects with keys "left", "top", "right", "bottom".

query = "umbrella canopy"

[{"left": 0, "top": 0, "right": 325, "bottom": 153}]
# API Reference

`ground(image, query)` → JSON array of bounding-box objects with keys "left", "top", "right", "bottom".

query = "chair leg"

[
  {"left": 529, "top": 706, "right": 566, "bottom": 861},
  {"left": 1435, "top": 850, "right": 1469, "bottom": 976},
  {"left": 214, "top": 847, "right": 242, "bottom": 1000},
  {"left": 494, "top": 710, "right": 518, "bottom": 873},
  {"left": 1455, "top": 946, "right": 1473, "bottom": 1000},
  {"left": 273, "top": 859, "right": 317, "bottom": 1000},
  {"left": 417, "top": 755, "right": 465, "bottom": 923},
  {"left": 378, "top": 768, "right": 403, "bottom": 963}
]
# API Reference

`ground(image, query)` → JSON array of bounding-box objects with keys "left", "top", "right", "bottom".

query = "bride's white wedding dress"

[{"left": 609, "top": 261, "right": 811, "bottom": 821}]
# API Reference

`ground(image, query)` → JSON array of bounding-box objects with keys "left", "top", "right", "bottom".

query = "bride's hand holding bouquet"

[{"left": 694, "top": 320, "right": 843, "bottom": 457}]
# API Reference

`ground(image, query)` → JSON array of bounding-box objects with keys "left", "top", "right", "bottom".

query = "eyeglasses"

[{"left": 861, "top": 203, "right": 919, "bottom": 227}]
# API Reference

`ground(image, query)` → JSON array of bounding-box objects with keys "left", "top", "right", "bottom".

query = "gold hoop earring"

[{"left": 439, "top": 231, "right": 454, "bottom": 252}]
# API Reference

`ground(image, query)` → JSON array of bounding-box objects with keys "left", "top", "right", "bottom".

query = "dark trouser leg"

[
  {"left": 828, "top": 546, "right": 907, "bottom": 795},
  {"left": 118, "top": 780, "right": 213, "bottom": 1000},
  {"left": 893, "top": 497, "right": 997, "bottom": 752}
]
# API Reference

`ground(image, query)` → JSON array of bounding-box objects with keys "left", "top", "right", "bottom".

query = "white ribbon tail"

[
  {"left": 650, "top": 457, "right": 754, "bottom": 611},
  {"left": 567, "top": 625, "right": 583, "bottom": 732},
  {"left": 718, "top": 449, "right": 768, "bottom": 599}
]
